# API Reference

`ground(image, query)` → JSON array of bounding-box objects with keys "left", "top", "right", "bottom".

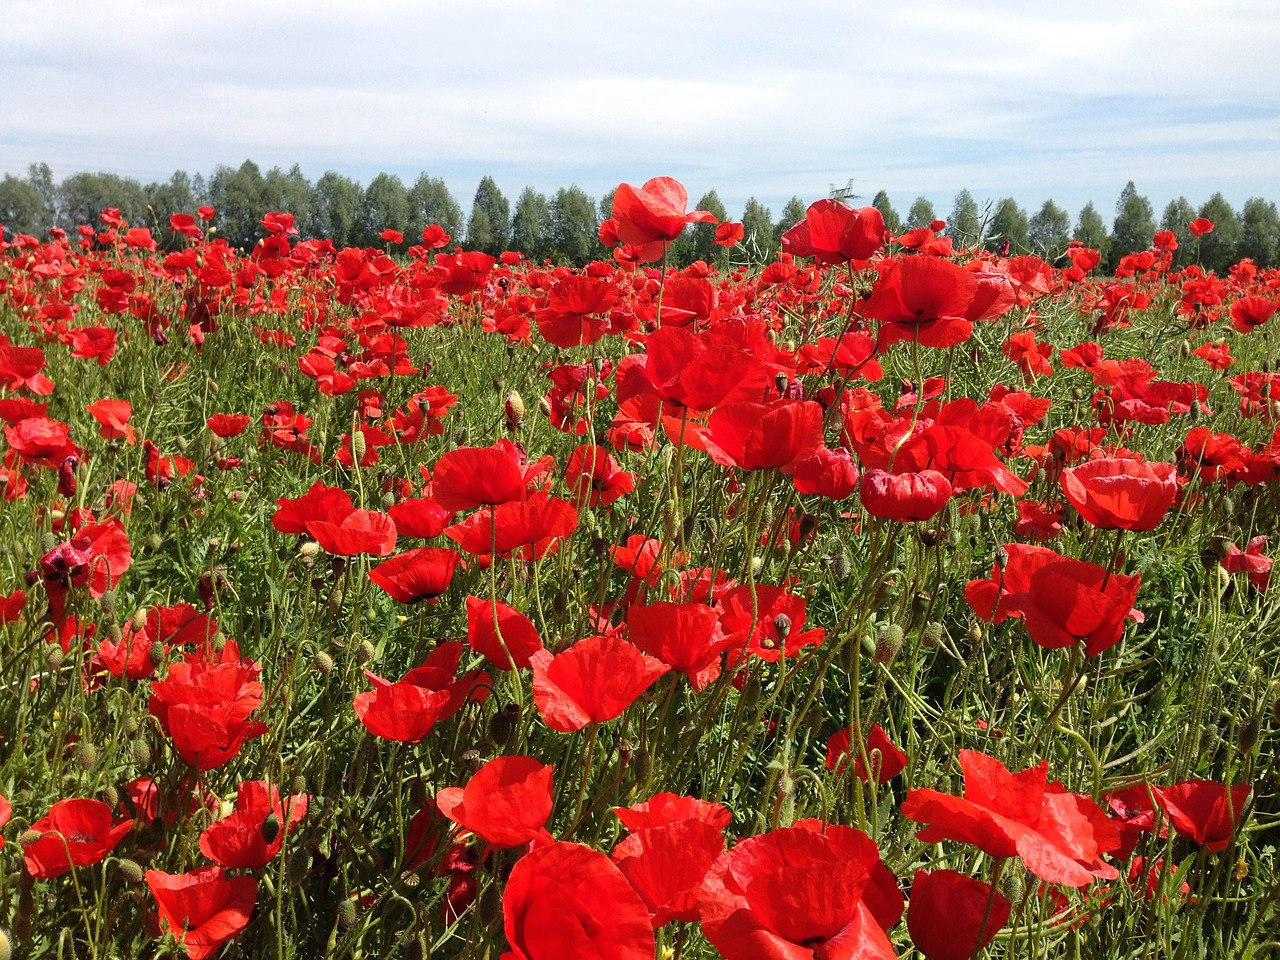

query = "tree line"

[{"left": 1, "top": 161, "right": 1277, "bottom": 272}]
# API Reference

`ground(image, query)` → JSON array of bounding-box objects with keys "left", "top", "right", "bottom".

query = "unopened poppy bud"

[
  {"left": 538, "top": 396, "right": 553, "bottom": 418},
  {"left": 44, "top": 644, "right": 65, "bottom": 671},
  {"left": 682, "top": 513, "right": 699, "bottom": 543},
  {"left": 74, "top": 741, "right": 98, "bottom": 771},
  {"left": 832, "top": 549, "right": 852, "bottom": 580},
  {"left": 773, "top": 613, "right": 792, "bottom": 640},
  {"left": 146, "top": 534, "right": 163, "bottom": 552},
  {"left": 39, "top": 532, "right": 59, "bottom": 555},
  {"left": 0, "top": 927, "right": 11, "bottom": 960},
  {"left": 261, "top": 813, "right": 281, "bottom": 845},
  {"left": 104, "top": 785, "right": 120, "bottom": 811},
  {"left": 1179, "top": 339, "right": 1192, "bottom": 358},
  {"left": 131, "top": 738, "right": 152, "bottom": 768},
  {"left": 1000, "top": 863, "right": 1026, "bottom": 905},
  {"left": 379, "top": 490, "right": 396, "bottom": 510},
  {"left": 1238, "top": 715, "right": 1260, "bottom": 754},
  {"left": 286, "top": 847, "right": 312, "bottom": 887},
  {"left": 487, "top": 709, "right": 516, "bottom": 746},
  {"left": 967, "top": 622, "right": 984, "bottom": 646},
  {"left": 874, "top": 624, "right": 904, "bottom": 665},
  {"left": 107, "top": 622, "right": 123, "bottom": 644},
  {"left": 313, "top": 651, "right": 335, "bottom": 675},
  {"left": 291, "top": 774, "right": 307, "bottom": 795},
  {"left": 350, "top": 430, "right": 367, "bottom": 462},
  {"left": 505, "top": 390, "right": 526, "bottom": 429},
  {"left": 921, "top": 621, "right": 944, "bottom": 648},
  {"left": 337, "top": 898, "right": 358, "bottom": 930},
  {"left": 98, "top": 589, "right": 118, "bottom": 615},
  {"left": 148, "top": 640, "right": 166, "bottom": 667},
  {"left": 357, "top": 639, "right": 376, "bottom": 664},
  {"left": 1201, "top": 722, "right": 1220, "bottom": 752},
  {"left": 18, "top": 829, "right": 43, "bottom": 847},
  {"left": 123, "top": 716, "right": 140, "bottom": 737},
  {"left": 115, "top": 858, "right": 144, "bottom": 883},
  {"left": 551, "top": 590, "right": 568, "bottom": 619}
]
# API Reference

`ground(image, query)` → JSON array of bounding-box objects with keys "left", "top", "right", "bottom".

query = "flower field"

[{"left": 0, "top": 177, "right": 1277, "bottom": 959}]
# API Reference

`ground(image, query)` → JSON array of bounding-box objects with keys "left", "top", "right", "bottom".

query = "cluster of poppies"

[{"left": 0, "top": 176, "right": 1274, "bottom": 958}]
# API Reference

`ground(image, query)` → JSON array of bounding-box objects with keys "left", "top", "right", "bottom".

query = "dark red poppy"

[
  {"left": 1152, "top": 780, "right": 1251, "bottom": 852},
  {"left": 859, "top": 468, "right": 952, "bottom": 522},
  {"left": 530, "top": 635, "right": 670, "bottom": 731},
  {"left": 780, "top": 200, "right": 888, "bottom": 264},
  {"left": 907, "top": 869, "right": 1011, "bottom": 960},
  {"left": 435, "top": 755, "right": 554, "bottom": 848},
  {"left": 702, "top": 399, "right": 825, "bottom": 472},
  {"left": 504, "top": 841, "right": 655, "bottom": 960},
  {"left": 148, "top": 658, "right": 268, "bottom": 770},
  {"left": 199, "top": 780, "right": 308, "bottom": 869},
  {"left": 465, "top": 595, "right": 544, "bottom": 669},
  {"left": 23, "top": 798, "right": 133, "bottom": 878},
  {"left": 147, "top": 866, "right": 258, "bottom": 960},
  {"left": 900, "top": 749, "right": 1121, "bottom": 886},
  {"left": 368, "top": 547, "right": 459, "bottom": 604},
  {"left": 825, "top": 724, "right": 908, "bottom": 783},
  {"left": 626, "top": 601, "right": 729, "bottom": 691},
  {"left": 1060, "top": 458, "right": 1178, "bottom": 531},
  {"left": 697, "top": 824, "right": 897, "bottom": 960},
  {"left": 431, "top": 442, "right": 526, "bottom": 513},
  {"left": 612, "top": 819, "right": 726, "bottom": 926}
]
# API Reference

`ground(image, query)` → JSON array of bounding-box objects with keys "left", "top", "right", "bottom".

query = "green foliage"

[
  {"left": 946, "top": 189, "right": 983, "bottom": 246},
  {"left": 1197, "top": 192, "right": 1243, "bottom": 274},
  {"left": 772, "top": 195, "right": 807, "bottom": 247},
  {"left": 1239, "top": 196, "right": 1280, "bottom": 268},
  {"left": 906, "top": 196, "right": 936, "bottom": 229},
  {"left": 206, "top": 160, "right": 268, "bottom": 249},
  {"left": 1074, "top": 200, "right": 1111, "bottom": 262},
  {"left": 407, "top": 173, "right": 464, "bottom": 242},
  {"left": 1028, "top": 199, "right": 1071, "bottom": 261},
  {"left": 357, "top": 172, "right": 410, "bottom": 248},
  {"left": 511, "top": 186, "right": 553, "bottom": 261},
  {"left": 0, "top": 173, "right": 47, "bottom": 236},
  {"left": 985, "top": 196, "right": 1030, "bottom": 254},
  {"left": 56, "top": 170, "right": 149, "bottom": 230},
  {"left": 310, "top": 170, "right": 364, "bottom": 248},
  {"left": 467, "top": 175, "right": 511, "bottom": 255},
  {"left": 740, "top": 196, "right": 774, "bottom": 263},
  {"left": 871, "top": 190, "right": 901, "bottom": 235},
  {"left": 691, "top": 189, "right": 730, "bottom": 267},
  {"left": 1110, "top": 181, "right": 1156, "bottom": 270},
  {"left": 549, "top": 185, "right": 599, "bottom": 265}
]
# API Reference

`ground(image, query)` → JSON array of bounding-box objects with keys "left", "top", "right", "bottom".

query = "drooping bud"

[
  {"left": 261, "top": 813, "right": 281, "bottom": 845},
  {"left": 873, "top": 624, "right": 904, "bottom": 665},
  {"left": 115, "top": 858, "right": 145, "bottom": 883}
]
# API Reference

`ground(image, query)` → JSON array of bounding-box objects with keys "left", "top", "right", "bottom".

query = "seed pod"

[
  {"left": 832, "top": 548, "right": 852, "bottom": 580},
  {"left": 131, "top": 738, "right": 153, "bottom": 769},
  {"left": 43, "top": 644, "right": 65, "bottom": 671},
  {"left": 487, "top": 708, "right": 517, "bottom": 746},
  {"left": 478, "top": 882, "right": 503, "bottom": 925},
  {"left": 313, "top": 651, "right": 335, "bottom": 676},
  {"left": 380, "top": 490, "right": 396, "bottom": 510},
  {"left": 1238, "top": 715, "right": 1260, "bottom": 754},
  {"left": 357, "top": 639, "right": 376, "bottom": 665},
  {"left": 874, "top": 624, "right": 904, "bottom": 665},
  {"left": 337, "top": 898, "right": 358, "bottom": 930},
  {"left": 921, "top": 622, "right": 944, "bottom": 648},
  {"left": 967, "top": 622, "right": 984, "bottom": 646},
  {"left": 74, "top": 741, "right": 98, "bottom": 771},
  {"left": 39, "top": 532, "right": 59, "bottom": 555},
  {"left": 104, "top": 785, "right": 120, "bottom": 811},
  {"left": 107, "top": 622, "right": 123, "bottom": 644}
]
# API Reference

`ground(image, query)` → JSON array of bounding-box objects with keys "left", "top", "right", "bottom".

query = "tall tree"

[
  {"left": 1196, "top": 193, "right": 1242, "bottom": 273},
  {"left": 510, "top": 187, "right": 552, "bottom": 261},
  {"left": 740, "top": 197, "right": 774, "bottom": 263},
  {"left": 206, "top": 161, "right": 267, "bottom": 249},
  {"left": 690, "top": 190, "right": 729, "bottom": 266},
  {"left": 598, "top": 189, "right": 615, "bottom": 225},
  {"left": 261, "top": 165, "right": 314, "bottom": 227},
  {"left": 1073, "top": 201, "right": 1111, "bottom": 265},
  {"left": 906, "top": 196, "right": 936, "bottom": 230},
  {"left": 1159, "top": 197, "right": 1197, "bottom": 267},
  {"left": 143, "top": 172, "right": 197, "bottom": 247},
  {"left": 985, "top": 197, "right": 1030, "bottom": 254},
  {"left": 358, "top": 173, "right": 410, "bottom": 248},
  {"left": 772, "top": 196, "right": 807, "bottom": 247},
  {"left": 27, "top": 162, "right": 56, "bottom": 226},
  {"left": 946, "top": 189, "right": 983, "bottom": 247},
  {"left": 311, "top": 171, "right": 363, "bottom": 248},
  {"left": 467, "top": 176, "right": 511, "bottom": 255},
  {"left": 871, "top": 190, "right": 902, "bottom": 235},
  {"left": 407, "top": 174, "right": 463, "bottom": 243},
  {"left": 549, "top": 186, "right": 599, "bottom": 265},
  {"left": 1239, "top": 197, "right": 1280, "bottom": 268},
  {"left": 0, "top": 174, "right": 50, "bottom": 237},
  {"left": 56, "top": 171, "right": 149, "bottom": 230},
  {"left": 1110, "top": 181, "right": 1155, "bottom": 270},
  {"left": 1028, "top": 199, "right": 1071, "bottom": 261}
]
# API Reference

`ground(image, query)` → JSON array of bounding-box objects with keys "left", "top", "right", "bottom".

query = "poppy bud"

[
  {"left": 773, "top": 613, "right": 792, "bottom": 640},
  {"left": 551, "top": 590, "right": 568, "bottom": 619},
  {"left": 286, "top": 847, "right": 312, "bottom": 887},
  {"left": 379, "top": 490, "right": 396, "bottom": 510},
  {"left": 351, "top": 430, "right": 367, "bottom": 462},
  {"left": 98, "top": 589, "right": 118, "bottom": 616},
  {"left": 337, "top": 898, "right": 358, "bottom": 930},
  {"left": 115, "top": 858, "right": 144, "bottom": 883},
  {"left": 478, "top": 882, "right": 503, "bottom": 926},
  {"left": 74, "top": 741, "right": 98, "bottom": 771},
  {"left": 107, "top": 622, "right": 123, "bottom": 644},
  {"left": 921, "top": 621, "right": 944, "bottom": 648},
  {"left": 538, "top": 396, "right": 553, "bottom": 418},
  {"left": 146, "top": 534, "right": 163, "bottom": 553},
  {"left": 1179, "top": 339, "right": 1192, "bottom": 358},
  {"left": 1238, "top": 715, "right": 1260, "bottom": 755},
  {"left": 682, "top": 513, "right": 699, "bottom": 543},
  {"left": 832, "top": 549, "right": 852, "bottom": 580},
  {"left": 0, "top": 927, "right": 11, "bottom": 960},
  {"left": 104, "top": 785, "right": 120, "bottom": 811},
  {"left": 18, "top": 829, "right": 43, "bottom": 847},
  {"left": 292, "top": 774, "right": 308, "bottom": 795},
  {"left": 43, "top": 644, "right": 65, "bottom": 671},
  {"left": 487, "top": 707, "right": 517, "bottom": 746},
  {"left": 505, "top": 391, "right": 526, "bottom": 432},
  {"left": 1221, "top": 496, "right": 1235, "bottom": 518},
  {"left": 313, "top": 651, "right": 335, "bottom": 675},
  {"left": 1000, "top": 862, "right": 1026, "bottom": 906},
  {"left": 131, "top": 738, "right": 152, "bottom": 768},
  {"left": 874, "top": 624, "right": 904, "bottom": 665},
  {"left": 39, "top": 532, "right": 58, "bottom": 555},
  {"left": 1200, "top": 722, "right": 1220, "bottom": 752},
  {"left": 261, "top": 813, "right": 282, "bottom": 845},
  {"left": 123, "top": 716, "right": 140, "bottom": 737},
  {"left": 967, "top": 622, "right": 984, "bottom": 646},
  {"left": 662, "top": 499, "right": 678, "bottom": 543},
  {"left": 148, "top": 640, "right": 166, "bottom": 667},
  {"left": 357, "top": 639, "right": 376, "bottom": 664}
]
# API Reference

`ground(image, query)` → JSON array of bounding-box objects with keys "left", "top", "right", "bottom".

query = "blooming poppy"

[
  {"left": 564, "top": 444, "right": 635, "bottom": 507},
  {"left": 626, "top": 601, "right": 729, "bottom": 691},
  {"left": 716, "top": 584, "right": 825, "bottom": 663},
  {"left": 714, "top": 221, "right": 744, "bottom": 247},
  {"left": 702, "top": 399, "right": 825, "bottom": 472},
  {"left": 435, "top": 755, "right": 554, "bottom": 848},
  {"left": 23, "top": 798, "right": 134, "bottom": 878},
  {"left": 1188, "top": 217, "right": 1214, "bottom": 237},
  {"left": 609, "top": 177, "right": 717, "bottom": 249},
  {"left": 307, "top": 509, "right": 397, "bottom": 557},
  {"left": 69, "top": 326, "right": 119, "bottom": 365},
  {"left": 826, "top": 724, "right": 908, "bottom": 783},
  {"left": 431, "top": 442, "right": 527, "bottom": 513},
  {"left": 147, "top": 866, "right": 258, "bottom": 960},
  {"left": 387, "top": 496, "right": 454, "bottom": 538},
  {"left": 530, "top": 635, "right": 670, "bottom": 731},
  {"left": 614, "top": 793, "right": 733, "bottom": 832},
  {"left": 791, "top": 446, "right": 860, "bottom": 500},
  {"left": 612, "top": 819, "right": 726, "bottom": 926},
  {"left": 148, "top": 658, "right": 268, "bottom": 770},
  {"left": 368, "top": 547, "right": 459, "bottom": 604},
  {"left": 503, "top": 841, "right": 655, "bottom": 960},
  {"left": 1152, "top": 780, "right": 1251, "bottom": 852},
  {"left": 1060, "top": 457, "right": 1178, "bottom": 532},
  {"left": 1229, "top": 296, "right": 1277, "bottom": 334},
  {"left": 85, "top": 398, "right": 135, "bottom": 443},
  {"left": 900, "top": 749, "right": 1121, "bottom": 887},
  {"left": 1220, "top": 536, "right": 1272, "bottom": 592},
  {"left": 859, "top": 468, "right": 952, "bottom": 523},
  {"left": 465, "top": 595, "right": 543, "bottom": 670},
  {"left": 354, "top": 643, "right": 484, "bottom": 743},
  {"left": 780, "top": 200, "right": 888, "bottom": 264},
  {"left": 444, "top": 490, "right": 579, "bottom": 561},
  {"left": 907, "top": 869, "right": 1011, "bottom": 960},
  {"left": 199, "top": 780, "right": 308, "bottom": 869},
  {"left": 860, "top": 255, "right": 985, "bottom": 350},
  {"left": 272, "top": 482, "right": 353, "bottom": 534}
]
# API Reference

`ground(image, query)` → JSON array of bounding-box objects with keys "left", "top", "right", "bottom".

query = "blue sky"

[{"left": 3, "top": 0, "right": 1278, "bottom": 228}]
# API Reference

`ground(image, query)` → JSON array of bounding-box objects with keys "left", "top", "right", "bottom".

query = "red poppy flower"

[
  {"left": 85, "top": 398, "right": 135, "bottom": 443},
  {"left": 504, "top": 841, "right": 655, "bottom": 960},
  {"left": 714, "top": 221, "right": 744, "bottom": 247},
  {"left": 907, "top": 869, "right": 1011, "bottom": 960},
  {"left": 147, "top": 866, "right": 258, "bottom": 960},
  {"left": 70, "top": 326, "right": 118, "bottom": 365},
  {"left": 825, "top": 724, "right": 908, "bottom": 783},
  {"left": 39, "top": 518, "right": 132, "bottom": 601},
  {"left": 1188, "top": 217, "right": 1214, "bottom": 237},
  {"left": 791, "top": 447, "right": 860, "bottom": 500},
  {"left": 1007, "top": 555, "right": 1141, "bottom": 656},
  {"left": 272, "top": 482, "right": 354, "bottom": 534},
  {"left": 1152, "top": 780, "right": 1251, "bottom": 852},
  {"left": 354, "top": 643, "right": 485, "bottom": 743},
  {"left": 620, "top": 325, "right": 770, "bottom": 414},
  {"left": 626, "top": 601, "right": 729, "bottom": 691},
  {"left": 1060, "top": 458, "right": 1178, "bottom": 531},
  {"left": 388, "top": 496, "right": 454, "bottom": 538},
  {"left": 148, "top": 658, "right": 268, "bottom": 770},
  {"left": 859, "top": 468, "right": 952, "bottom": 522},
  {"left": 780, "top": 200, "right": 888, "bottom": 264},
  {"left": 614, "top": 793, "right": 733, "bottom": 832},
  {"left": 0, "top": 588, "right": 22, "bottom": 624},
  {"left": 368, "top": 547, "right": 459, "bottom": 604},
  {"left": 0, "top": 343, "right": 55, "bottom": 394},
  {"left": 717, "top": 584, "right": 825, "bottom": 663},
  {"left": 609, "top": 177, "right": 717, "bottom": 248},
  {"left": 702, "top": 399, "right": 825, "bottom": 472},
  {"left": 435, "top": 755, "right": 554, "bottom": 848},
  {"left": 860, "top": 255, "right": 983, "bottom": 350},
  {"left": 697, "top": 824, "right": 897, "bottom": 960},
  {"left": 465, "top": 595, "right": 543, "bottom": 670},
  {"left": 1220, "top": 536, "right": 1272, "bottom": 592},
  {"left": 199, "top": 780, "right": 308, "bottom": 869},
  {"left": 565, "top": 444, "right": 635, "bottom": 507},
  {"left": 0, "top": 794, "right": 9, "bottom": 846},
  {"left": 530, "top": 635, "right": 670, "bottom": 731},
  {"left": 23, "top": 798, "right": 134, "bottom": 878},
  {"left": 612, "top": 819, "right": 726, "bottom": 926},
  {"left": 431, "top": 442, "right": 527, "bottom": 512},
  {"left": 1229, "top": 296, "right": 1277, "bottom": 334},
  {"left": 5, "top": 416, "right": 79, "bottom": 466},
  {"left": 900, "top": 749, "right": 1121, "bottom": 887},
  {"left": 535, "top": 275, "right": 620, "bottom": 348},
  {"left": 444, "top": 490, "right": 578, "bottom": 561}
]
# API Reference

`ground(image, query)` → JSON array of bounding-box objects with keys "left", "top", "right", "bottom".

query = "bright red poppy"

[
  {"left": 1229, "top": 296, "right": 1277, "bottom": 334},
  {"left": 431, "top": 442, "right": 527, "bottom": 512},
  {"left": 860, "top": 255, "right": 987, "bottom": 350},
  {"left": 702, "top": 399, "right": 825, "bottom": 472},
  {"left": 387, "top": 496, "right": 454, "bottom": 538},
  {"left": 147, "top": 866, "right": 258, "bottom": 960},
  {"left": 368, "top": 547, "right": 459, "bottom": 604},
  {"left": 1188, "top": 217, "right": 1214, "bottom": 237},
  {"left": 859, "top": 468, "right": 952, "bottom": 522},
  {"left": 825, "top": 724, "right": 908, "bottom": 783},
  {"left": 626, "top": 601, "right": 729, "bottom": 691},
  {"left": 307, "top": 508, "right": 397, "bottom": 556},
  {"left": 612, "top": 819, "right": 726, "bottom": 926},
  {"left": 148, "top": 657, "right": 268, "bottom": 770},
  {"left": 23, "top": 798, "right": 134, "bottom": 878},
  {"left": 614, "top": 793, "right": 733, "bottom": 832},
  {"left": 780, "top": 200, "right": 889, "bottom": 264},
  {"left": 199, "top": 780, "right": 308, "bottom": 869},
  {"left": 907, "top": 869, "right": 1011, "bottom": 960},
  {"left": 1060, "top": 458, "right": 1178, "bottom": 531},
  {"left": 85, "top": 398, "right": 135, "bottom": 442},
  {"left": 435, "top": 755, "right": 554, "bottom": 848},
  {"left": 354, "top": 643, "right": 486, "bottom": 742},
  {"left": 609, "top": 177, "right": 717, "bottom": 248},
  {"left": 716, "top": 584, "right": 825, "bottom": 663},
  {"left": 564, "top": 444, "right": 635, "bottom": 507},
  {"left": 530, "top": 635, "right": 670, "bottom": 731},
  {"left": 503, "top": 841, "right": 655, "bottom": 960},
  {"left": 444, "top": 490, "right": 578, "bottom": 561},
  {"left": 1152, "top": 780, "right": 1251, "bottom": 852},
  {"left": 465, "top": 595, "right": 544, "bottom": 670},
  {"left": 791, "top": 447, "right": 860, "bottom": 500}
]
